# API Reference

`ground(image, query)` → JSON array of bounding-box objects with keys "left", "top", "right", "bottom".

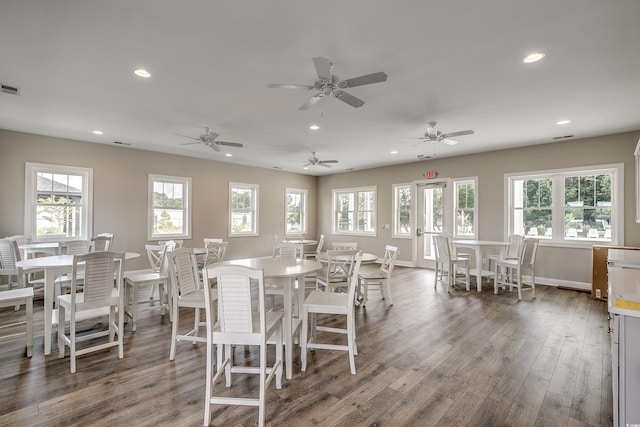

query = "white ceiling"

[{"left": 2, "top": 0, "right": 640, "bottom": 175}]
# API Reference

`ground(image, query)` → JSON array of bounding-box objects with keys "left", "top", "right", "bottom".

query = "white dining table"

[
  {"left": 18, "top": 242, "right": 62, "bottom": 259},
  {"left": 280, "top": 239, "right": 318, "bottom": 246},
  {"left": 217, "top": 256, "right": 322, "bottom": 379},
  {"left": 451, "top": 240, "right": 509, "bottom": 291},
  {"left": 315, "top": 251, "right": 379, "bottom": 264},
  {"left": 16, "top": 252, "right": 139, "bottom": 355}
]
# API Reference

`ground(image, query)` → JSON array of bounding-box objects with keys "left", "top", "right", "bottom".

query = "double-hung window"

[
  {"left": 454, "top": 179, "right": 477, "bottom": 238},
  {"left": 285, "top": 188, "right": 307, "bottom": 235},
  {"left": 333, "top": 186, "right": 376, "bottom": 236},
  {"left": 25, "top": 162, "right": 93, "bottom": 241},
  {"left": 507, "top": 164, "right": 622, "bottom": 245},
  {"left": 229, "top": 182, "right": 259, "bottom": 236},
  {"left": 148, "top": 174, "right": 191, "bottom": 240},
  {"left": 393, "top": 184, "right": 411, "bottom": 238}
]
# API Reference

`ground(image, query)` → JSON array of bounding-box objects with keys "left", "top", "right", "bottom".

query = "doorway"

[{"left": 414, "top": 180, "right": 452, "bottom": 268}]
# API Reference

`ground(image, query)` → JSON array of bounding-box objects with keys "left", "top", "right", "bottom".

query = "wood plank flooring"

[{"left": 0, "top": 266, "right": 613, "bottom": 426}]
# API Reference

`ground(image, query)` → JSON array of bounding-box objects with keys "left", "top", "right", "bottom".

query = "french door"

[{"left": 414, "top": 180, "right": 452, "bottom": 268}]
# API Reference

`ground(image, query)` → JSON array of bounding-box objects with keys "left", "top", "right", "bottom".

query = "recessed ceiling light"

[
  {"left": 134, "top": 69, "right": 151, "bottom": 78},
  {"left": 92, "top": 130, "right": 104, "bottom": 135},
  {"left": 309, "top": 125, "right": 320, "bottom": 130},
  {"left": 523, "top": 52, "right": 545, "bottom": 63},
  {"left": 556, "top": 120, "right": 571, "bottom": 125},
  {"left": 225, "top": 153, "right": 232, "bottom": 157},
  {"left": 390, "top": 150, "right": 398, "bottom": 155},
  {"left": 303, "top": 167, "right": 309, "bottom": 170}
]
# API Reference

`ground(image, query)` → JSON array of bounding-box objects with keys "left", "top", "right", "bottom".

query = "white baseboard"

[{"left": 530, "top": 276, "right": 591, "bottom": 292}]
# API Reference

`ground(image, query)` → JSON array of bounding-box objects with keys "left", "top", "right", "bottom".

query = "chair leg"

[
  {"left": 300, "top": 307, "right": 309, "bottom": 372},
  {"left": 204, "top": 339, "right": 214, "bottom": 426},
  {"left": 26, "top": 296, "right": 33, "bottom": 357},
  {"left": 384, "top": 279, "right": 393, "bottom": 305},
  {"left": 58, "top": 304, "right": 66, "bottom": 359},
  {"left": 70, "top": 311, "right": 77, "bottom": 374},
  {"left": 132, "top": 283, "right": 139, "bottom": 332},
  {"left": 258, "top": 339, "right": 267, "bottom": 427},
  {"left": 192, "top": 307, "right": 200, "bottom": 344},
  {"left": 117, "top": 302, "right": 124, "bottom": 359},
  {"left": 361, "top": 279, "right": 368, "bottom": 306},
  {"left": 347, "top": 313, "right": 356, "bottom": 375},
  {"left": 169, "top": 302, "right": 179, "bottom": 361}
]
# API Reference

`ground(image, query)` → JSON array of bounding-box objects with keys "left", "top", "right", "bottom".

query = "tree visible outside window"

[
  {"left": 333, "top": 186, "right": 376, "bottom": 235},
  {"left": 149, "top": 174, "right": 191, "bottom": 239},
  {"left": 229, "top": 182, "right": 258, "bottom": 236},
  {"left": 393, "top": 184, "right": 411, "bottom": 237},
  {"left": 454, "top": 180, "right": 476, "bottom": 237},
  {"left": 25, "top": 162, "right": 92, "bottom": 241},
  {"left": 286, "top": 188, "right": 307, "bottom": 234}
]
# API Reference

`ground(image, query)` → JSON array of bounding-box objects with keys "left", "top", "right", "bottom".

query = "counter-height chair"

[
  {"left": 332, "top": 242, "right": 358, "bottom": 250},
  {"left": 168, "top": 247, "right": 208, "bottom": 361},
  {"left": 57, "top": 251, "right": 125, "bottom": 373},
  {"left": 0, "top": 238, "right": 23, "bottom": 291},
  {"left": 494, "top": 238, "right": 539, "bottom": 300},
  {"left": 265, "top": 241, "right": 303, "bottom": 309},
  {"left": 434, "top": 235, "right": 470, "bottom": 292},
  {"left": 91, "top": 233, "right": 114, "bottom": 251},
  {"left": 357, "top": 245, "right": 398, "bottom": 306},
  {"left": 301, "top": 251, "right": 363, "bottom": 375},
  {"left": 316, "top": 249, "right": 357, "bottom": 293},
  {"left": 0, "top": 287, "right": 34, "bottom": 357},
  {"left": 198, "top": 240, "right": 227, "bottom": 270},
  {"left": 489, "top": 234, "right": 524, "bottom": 270},
  {"left": 55, "top": 239, "right": 94, "bottom": 297},
  {"left": 202, "top": 264, "right": 282, "bottom": 427},
  {"left": 124, "top": 242, "right": 174, "bottom": 331}
]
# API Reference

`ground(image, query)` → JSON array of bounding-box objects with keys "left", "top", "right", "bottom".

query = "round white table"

[
  {"left": 216, "top": 256, "right": 322, "bottom": 379},
  {"left": 451, "top": 240, "right": 509, "bottom": 291},
  {"left": 16, "top": 252, "right": 139, "bottom": 355},
  {"left": 315, "top": 251, "right": 379, "bottom": 264}
]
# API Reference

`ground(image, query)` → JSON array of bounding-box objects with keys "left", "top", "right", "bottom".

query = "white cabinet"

[
  {"left": 610, "top": 314, "right": 640, "bottom": 426},
  {"left": 635, "top": 140, "right": 640, "bottom": 223}
]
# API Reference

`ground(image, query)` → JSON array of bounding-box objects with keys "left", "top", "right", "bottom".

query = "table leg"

[
  {"left": 283, "top": 278, "right": 293, "bottom": 380},
  {"left": 475, "top": 247, "right": 482, "bottom": 292},
  {"left": 44, "top": 269, "right": 54, "bottom": 355}
]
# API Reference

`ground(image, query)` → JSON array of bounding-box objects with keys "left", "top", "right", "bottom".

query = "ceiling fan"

[
  {"left": 303, "top": 152, "right": 338, "bottom": 168},
  {"left": 268, "top": 56, "right": 388, "bottom": 110},
  {"left": 178, "top": 127, "right": 244, "bottom": 152},
  {"left": 413, "top": 121, "right": 474, "bottom": 145}
]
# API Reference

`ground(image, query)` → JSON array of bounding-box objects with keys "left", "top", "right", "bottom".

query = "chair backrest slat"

[
  {"left": 274, "top": 241, "right": 303, "bottom": 260},
  {"left": 380, "top": 245, "right": 399, "bottom": 276},
  {"left": 0, "top": 239, "right": 21, "bottom": 274},
  {"left": 168, "top": 247, "right": 200, "bottom": 298},
  {"left": 73, "top": 251, "right": 123, "bottom": 305}
]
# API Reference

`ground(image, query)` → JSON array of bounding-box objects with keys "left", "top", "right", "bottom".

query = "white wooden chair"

[
  {"left": 55, "top": 239, "right": 94, "bottom": 297},
  {"left": 202, "top": 264, "right": 283, "bottom": 427},
  {"left": 57, "top": 251, "right": 125, "bottom": 373},
  {"left": 0, "top": 287, "right": 34, "bottom": 357},
  {"left": 91, "top": 233, "right": 114, "bottom": 251},
  {"left": 494, "top": 238, "right": 539, "bottom": 300},
  {"left": 266, "top": 241, "right": 303, "bottom": 308},
  {"left": 301, "top": 251, "right": 363, "bottom": 374},
  {"left": 168, "top": 247, "right": 208, "bottom": 361},
  {"left": 202, "top": 241, "right": 228, "bottom": 269},
  {"left": 124, "top": 243, "right": 174, "bottom": 331},
  {"left": 489, "top": 234, "right": 524, "bottom": 267},
  {"left": 0, "top": 238, "right": 23, "bottom": 291},
  {"left": 332, "top": 242, "right": 358, "bottom": 250},
  {"left": 433, "top": 235, "right": 470, "bottom": 292},
  {"left": 357, "top": 245, "right": 398, "bottom": 306},
  {"left": 316, "top": 249, "right": 357, "bottom": 293},
  {"left": 303, "top": 234, "right": 325, "bottom": 259}
]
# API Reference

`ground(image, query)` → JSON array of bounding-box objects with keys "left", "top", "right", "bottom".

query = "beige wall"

[
  {"left": 317, "top": 131, "right": 640, "bottom": 287},
  {"left": 0, "top": 129, "right": 317, "bottom": 270},
  {"left": 2, "top": 128, "right": 640, "bottom": 287}
]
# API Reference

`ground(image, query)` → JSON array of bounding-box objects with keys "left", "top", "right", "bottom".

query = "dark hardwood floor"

[{"left": 0, "top": 266, "right": 613, "bottom": 426}]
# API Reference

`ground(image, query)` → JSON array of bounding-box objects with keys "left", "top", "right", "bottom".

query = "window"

[
  {"left": 25, "top": 162, "right": 93, "bottom": 241},
  {"left": 229, "top": 182, "right": 259, "bottom": 236},
  {"left": 393, "top": 184, "right": 411, "bottom": 238},
  {"left": 333, "top": 186, "right": 376, "bottom": 236},
  {"left": 454, "top": 179, "right": 476, "bottom": 238},
  {"left": 285, "top": 188, "right": 307, "bottom": 235},
  {"left": 148, "top": 174, "right": 191, "bottom": 240},
  {"left": 507, "top": 164, "right": 622, "bottom": 245}
]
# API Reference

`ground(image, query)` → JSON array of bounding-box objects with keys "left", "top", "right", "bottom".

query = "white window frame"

[
  {"left": 453, "top": 177, "right": 478, "bottom": 239},
  {"left": 393, "top": 183, "right": 411, "bottom": 238},
  {"left": 285, "top": 188, "right": 308, "bottom": 235},
  {"left": 332, "top": 186, "right": 377, "bottom": 236},
  {"left": 229, "top": 182, "right": 259, "bottom": 237},
  {"left": 148, "top": 174, "right": 192, "bottom": 240},
  {"left": 505, "top": 164, "right": 623, "bottom": 247},
  {"left": 24, "top": 162, "right": 93, "bottom": 242}
]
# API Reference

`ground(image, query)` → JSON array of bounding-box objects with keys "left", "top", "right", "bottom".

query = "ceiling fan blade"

[
  {"left": 441, "top": 130, "right": 474, "bottom": 139},
  {"left": 440, "top": 138, "right": 459, "bottom": 146},
  {"left": 176, "top": 134, "right": 201, "bottom": 141},
  {"left": 179, "top": 142, "right": 201, "bottom": 146},
  {"left": 339, "top": 71, "right": 388, "bottom": 88},
  {"left": 312, "top": 56, "right": 332, "bottom": 81},
  {"left": 319, "top": 160, "right": 338, "bottom": 164},
  {"left": 318, "top": 163, "right": 332, "bottom": 168},
  {"left": 267, "top": 83, "right": 314, "bottom": 90},
  {"left": 216, "top": 141, "right": 244, "bottom": 148},
  {"left": 333, "top": 90, "right": 365, "bottom": 108},
  {"left": 209, "top": 143, "right": 221, "bottom": 152},
  {"left": 302, "top": 162, "right": 312, "bottom": 167},
  {"left": 299, "top": 94, "right": 323, "bottom": 110}
]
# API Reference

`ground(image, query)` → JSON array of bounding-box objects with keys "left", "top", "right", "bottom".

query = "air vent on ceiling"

[
  {"left": 113, "top": 141, "right": 132, "bottom": 146},
  {"left": 1, "top": 84, "right": 20, "bottom": 95},
  {"left": 553, "top": 135, "right": 574, "bottom": 140},
  {"left": 417, "top": 154, "right": 432, "bottom": 159}
]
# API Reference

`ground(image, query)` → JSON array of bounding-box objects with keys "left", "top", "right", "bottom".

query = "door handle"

[{"left": 416, "top": 228, "right": 423, "bottom": 237}]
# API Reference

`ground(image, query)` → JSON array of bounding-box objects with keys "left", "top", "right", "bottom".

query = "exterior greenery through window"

[
  {"left": 508, "top": 165, "right": 619, "bottom": 244},
  {"left": 286, "top": 188, "right": 307, "bottom": 235},
  {"left": 149, "top": 174, "right": 191, "bottom": 240},
  {"left": 455, "top": 180, "right": 476, "bottom": 237},
  {"left": 333, "top": 186, "right": 376, "bottom": 235},
  {"left": 25, "top": 162, "right": 93, "bottom": 241},
  {"left": 393, "top": 184, "right": 411, "bottom": 237},
  {"left": 229, "top": 182, "right": 258, "bottom": 236}
]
